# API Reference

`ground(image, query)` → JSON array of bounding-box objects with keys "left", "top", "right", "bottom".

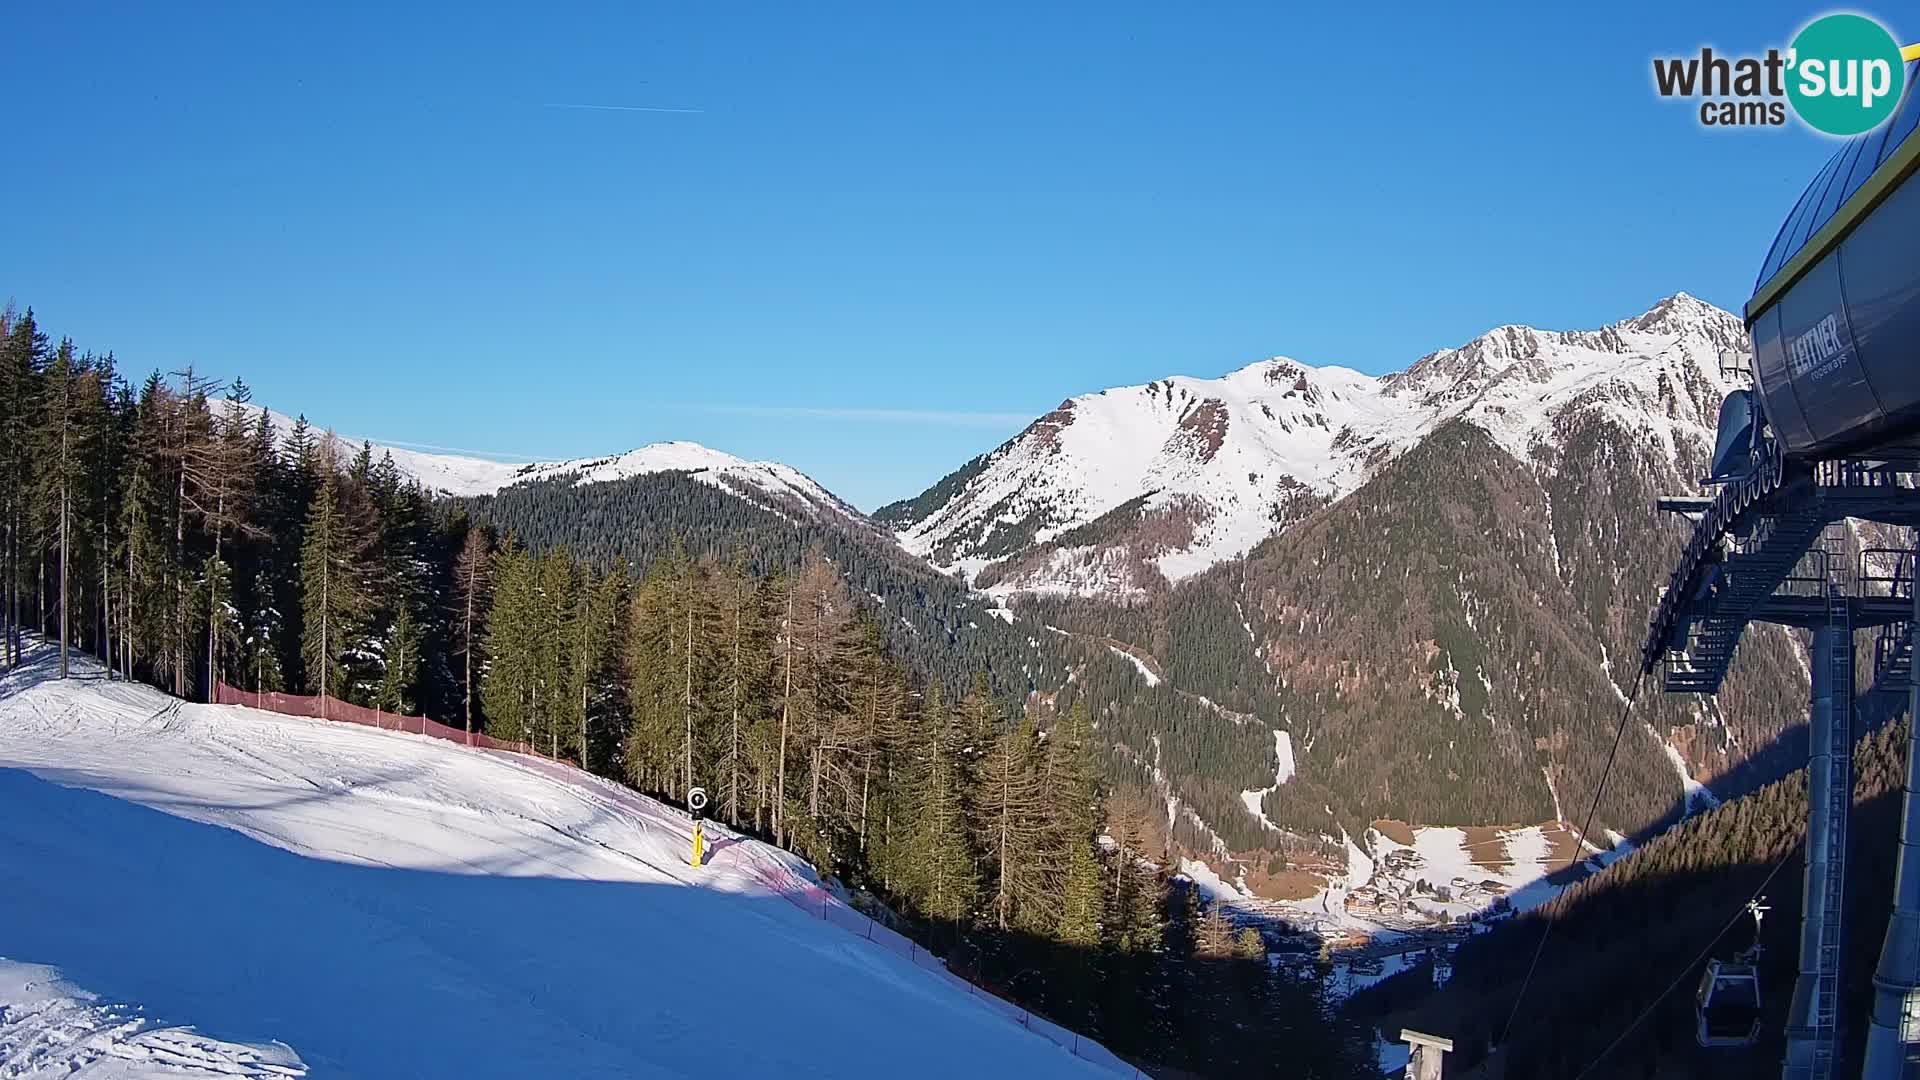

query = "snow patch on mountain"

[
  {"left": 1238, "top": 730, "right": 1296, "bottom": 831},
  {"left": 1108, "top": 646, "right": 1161, "bottom": 686},
  {"left": 1650, "top": 723, "right": 1722, "bottom": 815}
]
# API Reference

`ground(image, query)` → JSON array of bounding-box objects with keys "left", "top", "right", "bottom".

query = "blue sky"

[{"left": 0, "top": 2, "right": 1891, "bottom": 509}]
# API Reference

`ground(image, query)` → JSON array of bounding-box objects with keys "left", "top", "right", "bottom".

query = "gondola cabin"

[{"left": 1696, "top": 959, "right": 1763, "bottom": 1048}]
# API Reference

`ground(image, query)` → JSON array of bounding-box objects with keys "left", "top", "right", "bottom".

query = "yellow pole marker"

[{"left": 692, "top": 821, "right": 706, "bottom": 868}]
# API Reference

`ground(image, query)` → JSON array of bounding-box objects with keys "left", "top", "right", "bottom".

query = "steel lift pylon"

[{"left": 1649, "top": 461, "right": 1920, "bottom": 1079}]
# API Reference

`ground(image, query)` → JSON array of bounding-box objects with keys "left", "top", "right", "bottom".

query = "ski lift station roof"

[
  {"left": 1747, "top": 58, "right": 1920, "bottom": 461},
  {"left": 1752, "top": 58, "right": 1920, "bottom": 313}
]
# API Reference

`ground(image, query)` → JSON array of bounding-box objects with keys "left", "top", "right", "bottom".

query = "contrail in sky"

[
  {"left": 366, "top": 437, "right": 542, "bottom": 461},
  {"left": 543, "top": 103, "right": 705, "bottom": 114},
  {"left": 694, "top": 405, "right": 1032, "bottom": 428}
]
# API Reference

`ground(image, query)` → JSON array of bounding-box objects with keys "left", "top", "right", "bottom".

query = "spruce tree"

[
  {"left": 300, "top": 441, "right": 369, "bottom": 708},
  {"left": 88, "top": 354, "right": 127, "bottom": 675},
  {"left": 0, "top": 308, "right": 47, "bottom": 668},
  {"left": 712, "top": 553, "right": 770, "bottom": 826},
  {"left": 1106, "top": 788, "right": 1165, "bottom": 955},
  {"left": 784, "top": 552, "right": 858, "bottom": 867},
  {"left": 626, "top": 551, "right": 683, "bottom": 793},
  {"left": 849, "top": 619, "right": 905, "bottom": 856},
  {"left": 243, "top": 567, "right": 284, "bottom": 693},
  {"left": 124, "top": 374, "right": 186, "bottom": 689},
  {"left": 32, "top": 340, "right": 98, "bottom": 678},
  {"left": 377, "top": 601, "right": 420, "bottom": 714},
  {"left": 583, "top": 561, "right": 630, "bottom": 775},
  {"left": 980, "top": 711, "right": 1051, "bottom": 932},
  {"left": 451, "top": 524, "right": 491, "bottom": 739},
  {"left": 906, "top": 684, "right": 980, "bottom": 927},
  {"left": 480, "top": 540, "right": 537, "bottom": 742},
  {"left": 201, "top": 554, "right": 239, "bottom": 692},
  {"left": 1054, "top": 699, "right": 1106, "bottom": 948},
  {"left": 536, "top": 548, "right": 580, "bottom": 759}
]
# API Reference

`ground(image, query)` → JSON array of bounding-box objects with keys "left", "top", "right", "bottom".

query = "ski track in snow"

[
  {"left": 0, "top": 643, "right": 1103, "bottom": 1079},
  {"left": 0, "top": 959, "right": 306, "bottom": 1078}
]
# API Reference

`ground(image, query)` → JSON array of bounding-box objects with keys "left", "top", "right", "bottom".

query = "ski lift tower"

[
  {"left": 1649, "top": 458, "right": 1920, "bottom": 1079},
  {"left": 1641, "top": 55, "right": 1920, "bottom": 1079}
]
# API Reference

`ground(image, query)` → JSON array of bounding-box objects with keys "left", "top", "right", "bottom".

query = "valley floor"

[{"left": 0, "top": 642, "right": 1103, "bottom": 1078}]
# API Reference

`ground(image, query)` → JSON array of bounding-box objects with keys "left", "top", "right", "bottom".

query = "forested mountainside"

[
  {"left": 1351, "top": 695, "right": 1913, "bottom": 1079},
  {"left": 453, "top": 472, "right": 1045, "bottom": 705},
  {"left": 0, "top": 305, "right": 1373, "bottom": 1079},
  {"left": 131, "top": 293, "right": 1858, "bottom": 879},
  {"left": 1030, "top": 415, "right": 1812, "bottom": 845},
  {"left": 9, "top": 286, "right": 1866, "bottom": 927},
  {"left": 453, "top": 468, "right": 1333, "bottom": 867},
  {"left": 909, "top": 296, "right": 1842, "bottom": 856}
]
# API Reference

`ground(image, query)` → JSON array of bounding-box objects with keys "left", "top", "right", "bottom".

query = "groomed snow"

[{"left": 0, "top": 643, "right": 1103, "bottom": 1079}]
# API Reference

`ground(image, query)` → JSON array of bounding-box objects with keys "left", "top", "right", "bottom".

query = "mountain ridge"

[
  {"left": 232, "top": 404, "right": 860, "bottom": 527},
  {"left": 243, "top": 295, "right": 1819, "bottom": 917},
  {"left": 885, "top": 292, "right": 1746, "bottom": 600}
]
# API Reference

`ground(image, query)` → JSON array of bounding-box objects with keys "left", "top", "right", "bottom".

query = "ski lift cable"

[
  {"left": 1496, "top": 668, "right": 1646, "bottom": 1048},
  {"left": 1569, "top": 851, "right": 1792, "bottom": 1080}
]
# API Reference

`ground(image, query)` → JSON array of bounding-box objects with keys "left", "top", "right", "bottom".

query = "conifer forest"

[{"left": 0, "top": 305, "right": 1372, "bottom": 1077}]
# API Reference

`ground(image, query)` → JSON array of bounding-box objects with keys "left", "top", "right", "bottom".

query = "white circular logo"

[{"left": 687, "top": 787, "right": 708, "bottom": 813}]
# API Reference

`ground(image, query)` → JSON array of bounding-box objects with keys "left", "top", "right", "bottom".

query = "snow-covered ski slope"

[
  {"left": 0, "top": 643, "right": 1106, "bottom": 1078},
  {"left": 0, "top": 958, "right": 306, "bottom": 1079}
]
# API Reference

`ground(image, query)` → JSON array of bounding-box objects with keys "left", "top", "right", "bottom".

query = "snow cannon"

[{"left": 687, "top": 787, "right": 708, "bottom": 868}]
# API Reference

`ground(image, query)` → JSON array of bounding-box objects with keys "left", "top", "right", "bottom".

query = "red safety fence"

[
  {"left": 214, "top": 681, "right": 1144, "bottom": 1077},
  {"left": 214, "top": 684, "right": 537, "bottom": 753}
]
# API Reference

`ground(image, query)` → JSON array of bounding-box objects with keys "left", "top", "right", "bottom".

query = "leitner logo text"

[{"left": 1789, "top": 314, "right": 1849, "bottom": 381}]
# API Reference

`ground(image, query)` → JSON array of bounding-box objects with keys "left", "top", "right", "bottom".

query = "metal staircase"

[
  {"left": 1662, "top": 502, "right": 1829, "bottom": 694},
  {"left": 1647, "top": 452, "right": 1920, "bottom": 1077},
  {"left": 1866, "top": 547, "right": 1915, "bottom": 693}
]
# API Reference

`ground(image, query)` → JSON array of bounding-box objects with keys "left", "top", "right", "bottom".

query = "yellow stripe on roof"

[{"left": 1906, "top": 43, "right": 1920, "bottom": 62}]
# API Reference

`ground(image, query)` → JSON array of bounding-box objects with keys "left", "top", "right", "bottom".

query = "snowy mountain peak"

[
  {"left": 1385, "top": 293, "right": 1741, "bottom": 406},
  {"left": 235, "top": 406, "right": 858, "bottom": 525},
  {"left": 892, "top": 295, "right": 1747, "bottom": 597},
  {"left": 1631, "top": 290, "right": 1724, "bottom": 332},
  {"left": 504, "top": 441, "right": 861, "bottom": 523}
]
